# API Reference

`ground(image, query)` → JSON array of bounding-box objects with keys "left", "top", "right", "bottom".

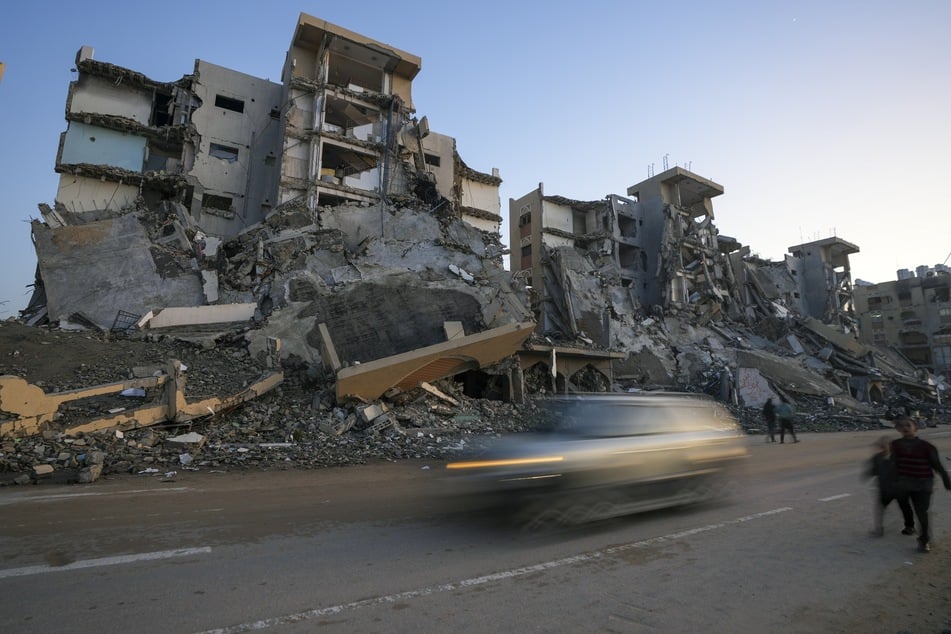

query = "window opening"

[
  {"left": 210, "top": 143, "right": 239, "bottom": 162},
  {"left": 202, "top": 194, "right": 232, "bottom": 211},
  {"left": 215, "top": 95, "right": 245, "bottom": 113}
]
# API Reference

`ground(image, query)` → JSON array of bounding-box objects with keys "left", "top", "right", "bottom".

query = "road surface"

[{"left": 1, "top": 428, "right": 949, "bottom": 633}]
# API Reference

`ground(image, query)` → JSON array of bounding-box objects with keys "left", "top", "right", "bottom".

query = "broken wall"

[
  {"left": 69, "top": 73, "right": 154, "bottom": 123},
  {"left": 32, "top": 214, "right": 204, "bottom": 329},
  {"left": 187, "top": 60, "right": 284, "bottom": 236}
]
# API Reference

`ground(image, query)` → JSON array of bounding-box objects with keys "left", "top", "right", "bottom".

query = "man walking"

[
  {"left": 775, "top": 400, "right": 798, "bottom": 444},
  {"left": 762, "top": 397, "right": 777, "bottom": 442}
]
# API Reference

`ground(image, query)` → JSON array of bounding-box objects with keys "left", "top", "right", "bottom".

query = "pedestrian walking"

[
  {"left": 762, "top": 397, "right": 777, "bottom": 443},
  {"left": 890, "top": 416, "right": 951, "bottom": 553},
  {"left": 775, "top": 400, "right": 798, "bottom": 443},
  {"left": 863, "top": 435, "right": 897, "bottom": 537}
]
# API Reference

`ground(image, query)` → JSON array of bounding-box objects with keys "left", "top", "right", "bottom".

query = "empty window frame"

[
  {"left": 424, "top": 153, "right": 441, "bottom": 167},
  {"left": 215, "top": 95, "right": 245, "bottom": 113},
  {"left": 930, "top": 285, "right": 949, "bottom": 303},
  {"left": 202, "top": 194, "right": 233, "bottom": 211},
  {"left": 935, "top": 345, "right": 951, "bottom": 369},
  {"left": 210, "top": 143, "right": 239, "bottom": 162}
]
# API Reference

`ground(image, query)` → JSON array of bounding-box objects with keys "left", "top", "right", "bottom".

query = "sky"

[{"left": 1, "top": 1, "right": 949, "bottom": 318}]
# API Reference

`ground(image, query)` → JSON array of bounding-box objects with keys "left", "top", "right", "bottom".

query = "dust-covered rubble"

[{"left": 2, "top": 322, "right": 947, "bottom": 486}]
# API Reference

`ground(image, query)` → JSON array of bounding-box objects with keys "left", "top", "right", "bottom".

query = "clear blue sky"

[{"left": 1, "top": 1, "right": 949, "bottom": 318}]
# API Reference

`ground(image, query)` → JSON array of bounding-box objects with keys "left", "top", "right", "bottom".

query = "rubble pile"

[
  {"left": 3, "top": 314, "right": 947, "bottom": 487},
  {"left": 0, "top": 365, "right": 546, "bottom": 483}
]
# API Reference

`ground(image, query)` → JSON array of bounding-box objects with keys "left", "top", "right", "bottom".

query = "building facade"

[
  {"left": 277, "top": 14, "right": 501, "bottom": 231},
  {"left": 854, "top": 267, "right": 951, "bottom": 375},
  {"left": 786, "top": 237, "right": 859, "bottom": 329},
  {"left": 54, "top": 46, "right": 284, "bottom": 237},
  {"left": 509, "top": 167, "right": 732, "bottom": 314},
  {"left": 48, "top": 13, "right": 502, "bottom": 240},
  {"left": 509, "top": 166, "right": 872, "bottom": 344}
]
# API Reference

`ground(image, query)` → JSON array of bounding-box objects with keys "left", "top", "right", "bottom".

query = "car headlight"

[{"left": 446, "top": 456, "right": 564, "bottom": 470}]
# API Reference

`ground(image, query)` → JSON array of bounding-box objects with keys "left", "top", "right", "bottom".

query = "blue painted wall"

[{"left": 60, "top": 122, "right": 146, "bottom": 172}]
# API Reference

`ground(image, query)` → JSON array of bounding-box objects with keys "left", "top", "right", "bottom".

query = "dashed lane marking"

[
  {"left": 818, "top": 493, "right": 851, "bottom": 502},
  {"left": 0, "top": 487, "right": 190, "bottom": 506},
  {"left": 0, "top": 547, "right": 212, "bottom": 579}
]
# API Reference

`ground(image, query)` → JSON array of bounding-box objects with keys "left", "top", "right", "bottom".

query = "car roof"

[{"left": 540, "top": 392, "right": 716, "bottom": 406}]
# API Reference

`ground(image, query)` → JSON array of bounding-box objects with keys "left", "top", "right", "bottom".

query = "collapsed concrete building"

[
  {"left": 508, "top": 166, "right": 942, "bottom": 414},
  {"left": 20, "top": 13, "right": 533, "bottom": 418}
]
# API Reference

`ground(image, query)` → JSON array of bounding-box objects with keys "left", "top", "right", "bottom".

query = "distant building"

[
  {"left": 509, "top": 166, "right": 870, "bottom": 343},
  {"left": 510, "top": 167, "right": 730, "bottom": 308},
  {"left": 853, "top": 267, "right": 951, "bottom": 375},
  {"left": 626, "top": 167, "right": 729, "bottom": 309},
  {"left": 786, "top": 237, "right": 860, "bottom": 328},
  {"left": 510, "top": 167, "right": 752, "bottom": 339}
]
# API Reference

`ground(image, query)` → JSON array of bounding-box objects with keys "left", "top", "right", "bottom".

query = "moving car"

[{"left": 445, "top": 392, "right": 749, "bottom": 528}]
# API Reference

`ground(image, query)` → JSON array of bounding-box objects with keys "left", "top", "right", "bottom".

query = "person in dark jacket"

[
  {"left": 863, "top": 435, "right": 897, "bottom": 537},
  {"left": 762, "top": 397, "right": 777, "bottom": 443},
  {"left": 775, "top": 400, "right": 798, "bottom": 443},
  {"left": 890, "top": 417, "right": 951, "bottom": 552}
]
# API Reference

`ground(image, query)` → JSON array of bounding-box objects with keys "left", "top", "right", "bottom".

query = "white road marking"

[
  {"left": 0, "top": 487, "right": 190, "bottom": 506},
  {"left": 195, "top": 507, "right": 793, "bottom": 634},
  {"left": 818, "top": 493, "right": 851, "bottom": 502},
  {"left": 0, "top": 547, "right": 212, "bottom": 579}
]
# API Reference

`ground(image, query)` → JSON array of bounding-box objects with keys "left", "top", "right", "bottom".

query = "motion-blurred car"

[{"left": 444, "top": 392, "right": 749, "bottom": 528}]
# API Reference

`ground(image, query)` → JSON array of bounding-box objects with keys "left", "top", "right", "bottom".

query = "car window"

[{"left": 547, "top": 402, "right": 676, "bottom": 437}]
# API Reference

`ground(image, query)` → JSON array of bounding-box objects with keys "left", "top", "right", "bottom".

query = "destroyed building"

[
  {"left": 511, "top": 167, "right": 764, "bottom": 336},
  {"left": 507, "top": 166, "right": 942, "bottom": 415},
  {"left": 786, "top": 237, "right": 859, "bottom": 330},
  {"left": 20, "top": 13, "right": 534, "bottom": 418},
  {"left": 853, "top": 265, "right": 951, "bottom": 376}
]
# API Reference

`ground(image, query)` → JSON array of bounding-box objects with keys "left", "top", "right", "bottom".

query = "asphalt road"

[{"left": 1, "top": 428, "right": 950, "bottom": 633}]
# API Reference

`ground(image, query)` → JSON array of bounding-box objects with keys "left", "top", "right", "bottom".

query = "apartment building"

[
  {"left": 509, "top": 165, "right": 874, "bottom": 344},
  {"left": 853, "top": 267, "right": 951, "bottom": 375},
  {"left": 510, "top": 166, "right": 731, "bottom": 312},
  {"left": 625, "top": 167, "right": 730, "bottom": 310},
  {"left": 54, "top": 46, "right": 283, "bottom": 237},
  {"left": 278, "top": 14, "right": 501, "bottom": 231},
  {"left": 49, "top": 13, "right": 502, "bottom": 240},
  {"left": 786, "top": 237, "right": 860, "bottom": 328}
]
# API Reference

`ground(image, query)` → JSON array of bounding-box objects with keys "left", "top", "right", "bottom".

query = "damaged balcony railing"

[{"left": 0, "top": 339, "right": 283, "bottom": 438}]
